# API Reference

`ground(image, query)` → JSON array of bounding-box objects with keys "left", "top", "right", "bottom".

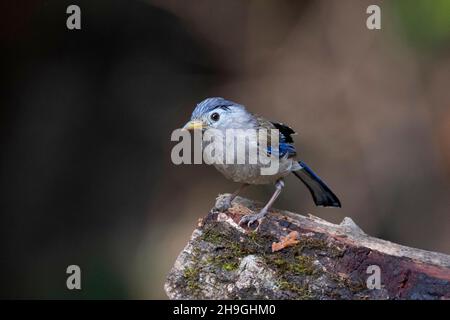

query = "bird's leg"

[
  {"left": 215, "top": 183, "right": 249, "bottom": 211},
  {"left": 239, "top": 179, "right": 285, "bottom": 228}
]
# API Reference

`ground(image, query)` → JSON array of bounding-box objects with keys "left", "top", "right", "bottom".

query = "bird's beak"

[{"left": 182, "top": 120, "right": 204, "bottom": 131}]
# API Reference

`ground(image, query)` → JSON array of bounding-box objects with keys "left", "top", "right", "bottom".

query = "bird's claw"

[{"left": 239, "top": 211, "right": 266, "bottom": 228}]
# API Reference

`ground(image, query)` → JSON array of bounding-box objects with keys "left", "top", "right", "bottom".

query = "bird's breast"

[
  {"left": 213, "top": 160, "right": 294, "bottom": 185},
  {"left": 202, "top": 130, "right": 296, "bottom": 184}
]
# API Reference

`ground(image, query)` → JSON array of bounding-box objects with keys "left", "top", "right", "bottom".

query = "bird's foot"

[
  {"left": 239, "top": 209, "right": 267, "bottom": 228},
  {"left": 214, "top": 195, "right": 233, "bottom": 212}
]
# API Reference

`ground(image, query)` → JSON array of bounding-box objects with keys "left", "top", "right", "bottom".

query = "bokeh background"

[{"left": 1, "top": 0, "right": 449, "bottom": 299}]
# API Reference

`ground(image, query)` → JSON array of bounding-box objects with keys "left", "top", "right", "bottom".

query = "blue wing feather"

[
  {"left": 262, "top": 121, "right": 297, "bottom": 158},
  {"left": 267, "top": 142, "right": 297, "bottom": 158}
]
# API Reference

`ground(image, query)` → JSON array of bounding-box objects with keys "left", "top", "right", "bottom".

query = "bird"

[{"left": 182, "top": 97, "right": 341, "bottom": 227}]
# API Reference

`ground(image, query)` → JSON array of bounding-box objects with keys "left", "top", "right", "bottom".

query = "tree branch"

[{"left": 165, "top": 194, "right": 450, "bottom": 300}]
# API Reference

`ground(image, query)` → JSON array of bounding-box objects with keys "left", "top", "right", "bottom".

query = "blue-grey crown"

[{"left": 191, "top": 97, "right": 244, "bottom": 119}]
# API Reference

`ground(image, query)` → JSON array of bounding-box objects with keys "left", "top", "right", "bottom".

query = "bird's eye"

[{"left": 210, "top": 112, "right": 220, "bottom": 122}]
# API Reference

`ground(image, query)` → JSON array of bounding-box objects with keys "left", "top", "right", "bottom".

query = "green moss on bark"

[{"left": 186, "top": 219, "right": 357, "bottom": 299}]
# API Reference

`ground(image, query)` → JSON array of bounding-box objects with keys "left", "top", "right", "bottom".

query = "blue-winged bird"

[{"left": 182, "top": 97, "right": 341, "bottom": 227}]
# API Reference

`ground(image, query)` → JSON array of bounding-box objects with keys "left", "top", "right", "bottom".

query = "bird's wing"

[
  {"left": 271, "top": 122, "right": 296, "bottom": 143},
  {"left": 254, "top": 114, "right": 297, "bottom": 158}
]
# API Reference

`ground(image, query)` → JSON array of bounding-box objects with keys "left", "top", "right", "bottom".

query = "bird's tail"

[{"left": 292, "top": 161, "right": 341, "bottom": 207}]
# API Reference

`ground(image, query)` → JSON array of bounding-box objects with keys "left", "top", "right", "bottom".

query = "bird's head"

[{"left": 182, "top": 97, "right": 255, "bottom": 131}]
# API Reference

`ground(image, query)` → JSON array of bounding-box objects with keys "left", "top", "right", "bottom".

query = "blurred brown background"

[{"left": 0, "top": 0, "right": 449, "bottom": 298}]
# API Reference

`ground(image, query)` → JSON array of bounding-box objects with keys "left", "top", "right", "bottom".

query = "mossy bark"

[{"left": 164, "top": 195, "right": 450, "bottom": 300}]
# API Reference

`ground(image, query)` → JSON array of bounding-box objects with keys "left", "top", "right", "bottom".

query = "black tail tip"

[
  {"left": 317, "top": 199, "right": 341, "bottom": 208},
  {"left": 313, "top": 192, "right": 341, "bottom": 208}
]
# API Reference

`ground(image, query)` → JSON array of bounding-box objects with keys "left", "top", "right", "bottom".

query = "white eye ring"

[{"left": 210, "top": 112, "right": 220, "bottom": 122}]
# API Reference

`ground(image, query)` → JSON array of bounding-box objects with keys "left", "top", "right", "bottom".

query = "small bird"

[{"left": 182, "top": 97, "right": 341, "bottom": 227}]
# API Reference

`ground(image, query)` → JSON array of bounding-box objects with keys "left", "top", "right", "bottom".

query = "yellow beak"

[{"left": 182, "top": 120, "right": 204, "bottom": 131}]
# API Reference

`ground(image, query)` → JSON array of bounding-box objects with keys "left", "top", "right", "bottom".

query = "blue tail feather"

[{"left": 292, "top": 161, "right": 341, "bottom": 207}]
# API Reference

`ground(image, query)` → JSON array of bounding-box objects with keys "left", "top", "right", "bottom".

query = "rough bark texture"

[{"left": 164, "top": 194, "right": 450, "bottom": 300}]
